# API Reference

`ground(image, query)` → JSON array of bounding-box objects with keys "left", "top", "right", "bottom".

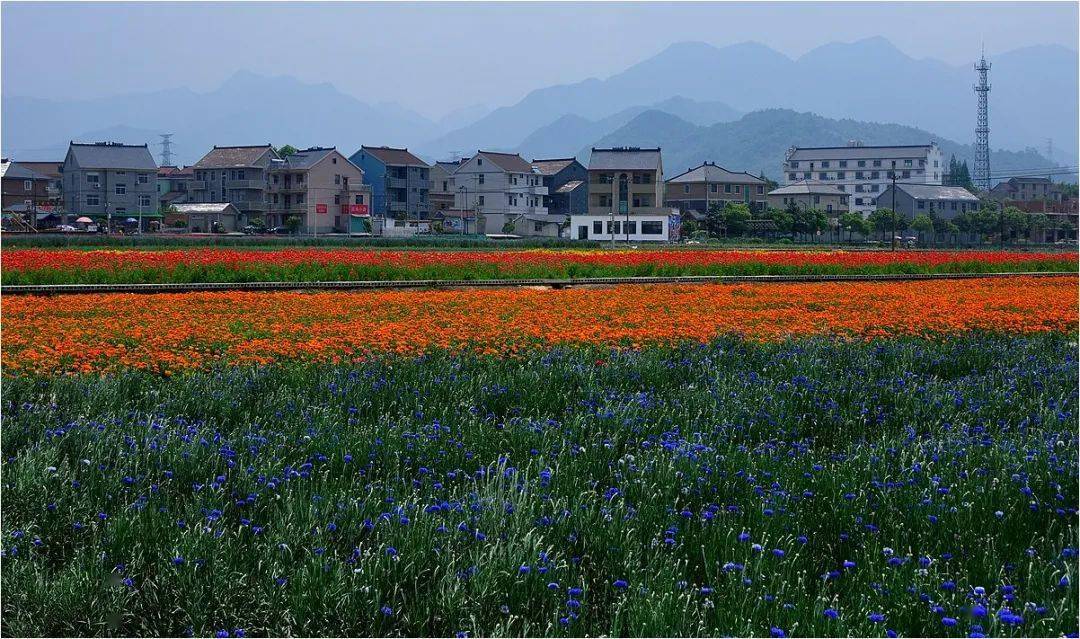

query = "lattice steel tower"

[
  {"left": 973, "top": 51, "right": 991, "bottom": 191},
  {"left": 159, "top": 133, "right": 175, "bottom": 167}
]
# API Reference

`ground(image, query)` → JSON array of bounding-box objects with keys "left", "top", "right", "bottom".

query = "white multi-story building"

[
  {"left": 782, "top": 141, "right": 943, "bottom": 216},
  {"left": 452, "top": 151, "right": 548, "bottom": 234}
]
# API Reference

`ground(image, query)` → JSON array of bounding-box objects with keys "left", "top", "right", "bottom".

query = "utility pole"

[{"left": 890, "top": 161, "right": 897, "bottom": 251}]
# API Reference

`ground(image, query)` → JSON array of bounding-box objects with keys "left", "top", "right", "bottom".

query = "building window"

[
  {"left": 857, "top": 160, "right": 866, "bottom": 168},
  {"left": 788, "top": 173, "right": 796, "bottom": 181},
  {"left": 335, "top": 174, "right": 341, "bottom": 185},
  {"left": 904, "top": 160, "right": 913, "bottom": 167},
  {"left": 683, "top": 185, "right": 690, "bottom": 194},
  {"left": 709, "top": 184, "right": 717, "bottom": 193},
  {"left": 115, "top": 184, "right": 127, "bottom": 195},
  {"left": 803, "top": 172, "right": 810, "bottom": 179},
  {"left": 593, "top": 221, "right": 602, "bottom": 235},
  {"left": 873, "top": 160, "right": 881, "bottom": 167},
  {"left": 790, "top": 161, "right": 799, "bottom": 169},
  {"left": 902, "top": 171, "right": 910, "bottom": 179},
  {"left": 757, "top": 186, "right": 763, "bottom": 195},
  {"left": 641, "top": 221, "right": 663, "bottom": 235},
  {"left": 442, "top": 181, "right": 448, "bottom": 191},
  {"left": 839, "top": 161, "right": 847, "bottom": 168},
  {"left": 138, "top": 174, "right": 149, "bottom": 184},
  {"left": 917, "top": 201, "right": 925, "bottom": 210},
  {"left": 478, "top": 196, "right": 484, "bottom": 206},
  {"left": 871, "top": 172, "right": 879, "bottom": 179},
  {"left": 734, "top": 185, "right": 741, "bottom": 194},
  {"left": 87, "top": 173, "right": 100, "bottom": 184},
  {"left": 822, "top": 161, "right": 830, "bottom": 168},
  {"left": 139, "top": 195, "right": 152, "bottom": 207},
  {"left": 334, "top": 195, "right": 340, "bottom": 205},
  {"left": 951, "top": 201, "right": 958, "bottom": 211},
  {"left": 115, "top": 208, "right": 126, "bottom": 215},
  {"left": 86, "top": 195, "right": 100, "bottom": 206},
  {"left": 632, "top": 197, "right": 641, "bottom": 208},
  {"left": 855, "top": 198, "right": 863, "bottom": 205},
  {"left": 478, "top": 174, "right": 485, "bottom": 185},
  {"left": 837, "top": 172, "right": 845, "bottom": 180},
  {"left": 724, "top": 184, "right": 732, "bottom": 194},
  {"left": 813, "top": 195, "right": 820, "bottom": 204},
  {"left": 23, "top": 179, "right": 33, "bottom": 191},
  {"left": 534, "top": 222, "right": 544, "bottom": 233}
]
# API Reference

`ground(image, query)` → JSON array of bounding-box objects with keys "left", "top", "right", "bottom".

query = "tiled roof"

[
  {"left": 588, "top": 147, "right": 662, "bottom": 171},
  {"left": 1, "top": 160, "right": 50, "bottom": 180},
  {"left": 173, "top": 203, "right": 240, "bottom": 214},
  {"left": 890, "top": 183, "right": 979, "bottom": 201},
  {"left": 193, "top": 145, "right": 275, "bottom": 169},
  {"left": 667, "top": 162, "right": 765, "bottom": 184},
  {"left": 68, "top": 142, "right": 157, "bottom": 170},
  {"left": 360, "top": 146, "right": 429, "bottom": 167},
  {"left": 477, "top": 151, "right": 535, "bottom": 174},
  {"left": 768, "top": 180, "right": 847, "bottom": 196},
  {"left": 555, "top": 180, "right": 585, "bottom": 194},
  {"left": 13, "top": 161, "right": 62, "bottom": 179},
  {"left": 531, "top": 158, "right": 578, "bottom": 175},
  {"left": 280, "top": 147, "right": 336, "bottom": 170},
  {"left": 787, "top": 144, "right": 936, "bottom": 162},
  {"left": 158, "top": 165, "right": 194, "bottom": 178}
]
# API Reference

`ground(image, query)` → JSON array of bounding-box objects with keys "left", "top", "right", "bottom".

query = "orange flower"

[{"left": 2, "top": 277, "right": 1075, "bottom": 375}]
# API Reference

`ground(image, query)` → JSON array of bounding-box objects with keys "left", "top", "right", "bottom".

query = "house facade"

[
  {"left": 531, "top": 157, "right": 587, "bottom": 217},
  {"left": 572, "top": 147, "right": 676, "bottom": 242},
  {"left": 350, "top": 146, "right": 430, "bottom": 221},
  {"left": 782, "top": 141, "right": 943, "bottom": 215},
  {"left": 11, "top": 160, "right": 64, "bottom": 220},
  {"left": 173, "top": 202, "right": 242, "bottom": 233},
  {"left": 988, "top": 177, "right": 1063, "bottom": 204},
  {"left": 767, "top": 180, "right": 850, "bottom": 213},
  {"left": 875, "top": 184, "right": 979, "bottom": 221},
  {"left": 428, "top": 160, "right": 460, "bottom": 214},
  {"left": 267, "top": 147, "right": 370, "bottom": 233},
  {"left": 664, "top": 162, "right": 768, "bottom": 219},
  {"left": 452, "top": 151, "right": 548, "bottom": 235},
  {"left": 158, "top": 165, "right": 194, "bottom": 209},
  {"left": 62, "top": 142, "right": 159, "bottom": 229},
  {"left": 1, "top": 160, "right": 52, "bottom": 226},
  {"left": 190, "top": 145, "right": 278, "bottom": 224}
]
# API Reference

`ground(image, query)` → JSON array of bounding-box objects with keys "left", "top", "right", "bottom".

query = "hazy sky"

[{"left": 3, "top": 1, "right": 1077, "bottom": 119}]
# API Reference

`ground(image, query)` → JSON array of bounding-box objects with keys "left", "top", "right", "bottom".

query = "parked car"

[
  {"left": 55, "top": 224, "right": 78, "bottom": 232},
  {"left": 242, "top": 224, "right": 266, "bottom": 235},
  {"left": 267, "top": 226, "right": 292, "bottom": 235}
]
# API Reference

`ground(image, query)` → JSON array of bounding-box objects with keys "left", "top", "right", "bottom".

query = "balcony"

[
  {"left": 236, "top": 201, "right": 267, "bottom": 212},
  {"left": 189, "top": 180, "right": 208, "bottom": 190},
  {"left": 227, "top": 179, "right": 266, "bottom": 189},
  {"left": 269, "top": 182, "right": 305, "bottom": 193},
  {"left": 387, "top": 177, "right": 408, "bottom": 189},
  {"left": 387, "top": 201, "right": 408, "bottom": 212}
]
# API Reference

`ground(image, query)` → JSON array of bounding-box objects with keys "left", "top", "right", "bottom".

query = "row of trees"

[{"left": 682, "top": 200, "right": 1075, "bottom": 245}]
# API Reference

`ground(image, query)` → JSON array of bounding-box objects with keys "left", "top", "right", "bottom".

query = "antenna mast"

[
  {"left": 159, "top": 133, "right": 175, "bottom": 166},
  {"left": 973, "top": 49, "right": 991, "bottom": 191}
]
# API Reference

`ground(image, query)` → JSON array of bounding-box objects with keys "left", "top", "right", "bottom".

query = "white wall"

[{"left": 569, "top": 214, "right": 671, "bottom": 242}]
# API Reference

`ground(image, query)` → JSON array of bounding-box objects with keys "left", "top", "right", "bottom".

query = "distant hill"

[
  {"left": 426, "top": 38, "right": 1078, "bottom": 161},
  {"left": 513, "top": 96, "right": 741, "bottom": 161},
  {"left": 586, "top": 109, "right": 1063, "bottom": 185},
  {"left": 2, "top": 71, "right": 443, "bottom": 164}
]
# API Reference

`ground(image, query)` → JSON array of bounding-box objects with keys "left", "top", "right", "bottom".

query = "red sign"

[
  {"left": 316, "top": 203, "right": 328, "bottom": 214},
  {"left": 348, "top": 204, "right": 369, "bottom": 215}
]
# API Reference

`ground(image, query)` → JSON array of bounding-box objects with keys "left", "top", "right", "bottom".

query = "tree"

[
  {"left": 1001, "top": 206, "right": 1030, "bottom": 241},
  {"left": 943, "top": 221, "right": 960, "bottom": 246},
  {"left": 1029, "top": 213, "right": 1050, "bottom": 243},
  {"left": 722, "top": 202, "right": 752, "bottom": 237},
  {"left": 766, "top": 206, "right": 795, "bottom": 240},
  {"left": 284, "top": 215, "right": 302, "bottom": 234},
  {"left": 911, "top": 214, "right": 934, "bottom": 245},
  {"left": 867, "top": 209, "right": 894, "bottom": 242},
  {"left": 704, "top": 202, "right": 725, "bottom": 238},
  {"left": 276, "top": 145, "right": 298, "bottom": 157},
  {"left": 838, "top": 211, "right": 864, "bottom": 243},
  {"left": 1059, "top": 183, "right": 1079, "bottom": 200}
]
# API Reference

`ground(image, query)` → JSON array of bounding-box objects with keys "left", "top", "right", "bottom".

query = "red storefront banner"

[
  {"left": 344, "top": 204, "right": 369, "bottom": 215},
  {"left": 316, "top": 203, "right": 328, "bottom": 214}
]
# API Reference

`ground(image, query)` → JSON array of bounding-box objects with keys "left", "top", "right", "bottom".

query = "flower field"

[
  {"left": 2, "top": 336, "right": 1077, "bottom": 637},
  {"left": 2, "top": 270, "right": 1078, "bottom": 637},
  {"left": 1, "top": 247, "right": 1075, "bottom": 285},
  {"left": 1, "top": 277, "right": 1076, "bottom": 374}
]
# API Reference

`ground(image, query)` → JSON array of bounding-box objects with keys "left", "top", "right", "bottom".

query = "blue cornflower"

[
  {"left": 172, "top": 556, "right": 185, "bottom": 566},
  {"left": 568, "top": 587, "right": 583, "bottom": 597},
  {"left": 519, "top": 565, "right": 531, "bottom": 575},
  {"left": 942, "top": 617, "right": 958, "bottom": 627},
  {"left": 215, "top": 630, "right": 228, "bottom": 638},
  {"left": 772, "top": 549, "right": 785, "bottom": 558},
  {"left": 380, "top": 605, "right": 393, "bottom": 616},
  {"left": 613, "top": 579, "right": 628, "bottom": 589},
  {"left": 769, "top": 627, "right": 785, "bottom": 638},
  {"left": 824, "top": 608, "right": 839, "bottom": 619},
  {"left": 868, "top": 612, "right": 886, "bottom": 623},
  {"left": 385, "top": 547, "right": 397, "bottom": 556}
]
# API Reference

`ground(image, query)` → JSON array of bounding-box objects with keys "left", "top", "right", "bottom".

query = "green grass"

[{"left": 2, "top": 334, "right": 1077, "bottom": 636}]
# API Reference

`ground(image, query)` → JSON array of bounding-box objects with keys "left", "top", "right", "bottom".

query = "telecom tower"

[
  {"left": 973, "top": 51, "right": 991, "bottom": 191},
  {"left": 159, "top": 133, "right": 175, "bottom": 167}
]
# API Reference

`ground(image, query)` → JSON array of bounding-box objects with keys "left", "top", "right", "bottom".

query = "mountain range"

[
  {"left": 3, "top": 37, "right": 1076, "bottom": 177},
  {"left": 582, "top": 108, "right": 1062, "bottom": 182}
]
